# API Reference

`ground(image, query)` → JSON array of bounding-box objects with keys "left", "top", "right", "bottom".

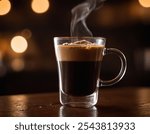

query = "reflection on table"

[{"left": 0, "top": 87, "right": 150, "bottom": 117}]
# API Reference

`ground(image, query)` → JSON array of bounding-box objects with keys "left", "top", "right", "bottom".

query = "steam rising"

[{"left": 71, "top": 0, "right": 106, "bottom": 37}]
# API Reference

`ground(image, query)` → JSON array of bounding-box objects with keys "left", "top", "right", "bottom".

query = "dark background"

[{"left": 0, "top": 0, "right": 150, "bottom": 95}]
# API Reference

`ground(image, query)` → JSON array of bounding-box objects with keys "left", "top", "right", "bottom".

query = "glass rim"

[{"left": 54, "top": 36, "right": 106, "bottom": 40}]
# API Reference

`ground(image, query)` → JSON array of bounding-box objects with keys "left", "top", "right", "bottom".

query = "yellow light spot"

[
  {"left": 11, "top": 36, "right": 28, "bottom": 53},
  {"left": 139, "top": 0, "right": 150, "bottom": 8},
  {"left": 31, "top": 0, "right": 50, "bottom": 14},
  {"left": 0, "top": 0, "right": 11, "bottom": 15}
]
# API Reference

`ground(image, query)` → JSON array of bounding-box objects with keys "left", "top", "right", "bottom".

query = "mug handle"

[{"left": 99, "top": 48, "right": 127, "bottom": 86}]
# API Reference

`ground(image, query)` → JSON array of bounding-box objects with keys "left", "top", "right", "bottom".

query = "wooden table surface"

[{"left": 0, "top": 87, "right": 150, "bottom": 117}]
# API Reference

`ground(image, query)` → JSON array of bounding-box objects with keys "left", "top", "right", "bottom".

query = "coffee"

[
  {"left": 59, "top": 61, "right": 101, "bottom": 96},
  {"left": 56, "top": 40, "right": 104, "bottom": 96},
  {"left": 54, "top": 37, "right": 127, "bottom": 107}
]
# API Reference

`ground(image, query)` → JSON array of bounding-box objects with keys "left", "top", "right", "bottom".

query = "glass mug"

[{"left": 54, "top": 37, "right": 127, "bottom": 108}]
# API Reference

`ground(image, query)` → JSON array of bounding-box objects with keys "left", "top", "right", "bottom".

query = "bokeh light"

[
  {"left": 11, "top": 36, "right": 28, "bottom": 53},
  {"left": 31, "top": 0, "right": 50, "bottom": 14},
  {"left": 139, "top": 0, "right": 150, "bottom": 8},
  {"left": 11, "top": 58, "right": 25, "bottom": 72},
  {"left": 0, "top": 0, "right": 11, "bottom": 15},
  {"left": 21, "top": 29, "right": 32, "bottom": 39}
]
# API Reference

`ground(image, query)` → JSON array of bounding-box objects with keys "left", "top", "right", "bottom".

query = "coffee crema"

[{"left": 56, "top": 42, "right": 104, "bottom": 62}]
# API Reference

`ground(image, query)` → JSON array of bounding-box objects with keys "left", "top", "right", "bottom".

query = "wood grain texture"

[{"left": 0, "top": 87, "right": 150, "bottom": 117}]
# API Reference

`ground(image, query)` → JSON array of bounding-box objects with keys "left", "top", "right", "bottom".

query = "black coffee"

[{"left": 59, "top": 61, "right": 101, "bottom": 96}]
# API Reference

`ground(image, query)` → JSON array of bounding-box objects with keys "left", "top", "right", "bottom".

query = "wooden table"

[{"left": 0, "top": 87, "right": 150, "bottom": 117}]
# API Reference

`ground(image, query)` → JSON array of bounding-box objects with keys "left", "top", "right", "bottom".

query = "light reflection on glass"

[
  {"left": 9, "top": 95, "right": 28, "bottom": 116},
  {"left": 0, "top": 0, "right": 11, "bottom": 15},
  {"left": 31, "top": 0, "right": 50, "bottom": 14}
]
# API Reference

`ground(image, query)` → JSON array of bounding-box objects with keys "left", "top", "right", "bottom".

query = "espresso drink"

[{"left": 56, "top": 40, "right": 104, "bottom": 96}]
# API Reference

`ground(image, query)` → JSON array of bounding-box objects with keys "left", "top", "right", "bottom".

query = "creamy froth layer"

[{"left": 55, "top": 42, "right": 104, "bottom": 61}]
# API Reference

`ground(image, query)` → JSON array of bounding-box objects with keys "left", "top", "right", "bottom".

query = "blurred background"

[{"left": 0, "top": 0, "right": 150, "bottom": 95}]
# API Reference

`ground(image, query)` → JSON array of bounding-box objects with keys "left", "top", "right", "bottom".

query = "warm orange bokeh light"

[
  {"left": 11, "top": 58, "right": 25, "bottom": 71},
  {"left": 11, "top": 36, "right": 28, "bottom": 53},
  {"left": 139, "top": 0, "right": 150, "bottom": 8},
  {"left": 31, "top": 0, "right": 50, "bottom": 14},
  {"left": 0, "top": 0, "right": 11, "bottom": 15}
]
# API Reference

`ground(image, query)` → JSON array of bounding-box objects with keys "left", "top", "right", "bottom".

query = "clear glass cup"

[{"left": 54, "top": 37, "right": 127, "bottom": 108}]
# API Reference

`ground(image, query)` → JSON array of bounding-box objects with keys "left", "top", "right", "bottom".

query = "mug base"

[{"left": 59, "top": 90, "right": 98, "bottom": 108}]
